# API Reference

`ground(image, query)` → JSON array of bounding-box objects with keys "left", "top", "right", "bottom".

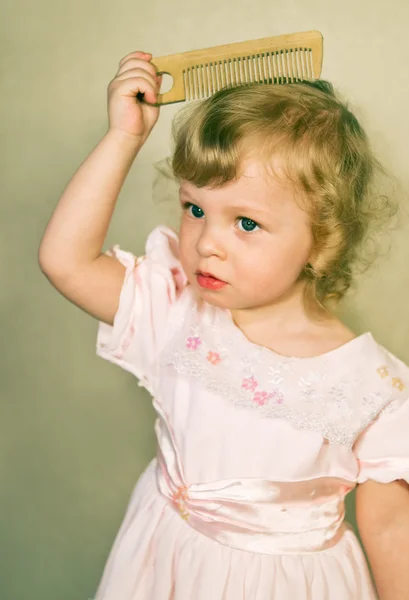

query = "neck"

[{"left": 230, "top": 281, "right": 332, "bottom": 334}]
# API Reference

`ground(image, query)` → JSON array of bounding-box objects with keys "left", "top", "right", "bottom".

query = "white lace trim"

[{"left": 160, "top": 297, "right": 401, "bottom": 447}]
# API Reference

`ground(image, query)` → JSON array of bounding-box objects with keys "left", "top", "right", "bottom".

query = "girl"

[{"left": 39, "top": 50, "right": 409, "bottom": 599}]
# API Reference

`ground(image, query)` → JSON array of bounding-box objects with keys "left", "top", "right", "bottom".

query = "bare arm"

[
  {"left": 38, "top": 129, "right": 142, "bottom": 326},
  {"left": 356, "top": 479, "right": 409, "bottom": 599},
  {"left": 38, "top": 51, "right": 161, "bottom": 326},
  {"left": 38, "top": 129, "right": 141, "bottom": 272}
]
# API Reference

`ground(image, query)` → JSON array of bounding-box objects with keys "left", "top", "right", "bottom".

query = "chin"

[
  {"left": 196, "top": 289, "right": 251, "bottom": 311},
  {"left": 191, "top": 285, "right": 231, "bottom": 309}
]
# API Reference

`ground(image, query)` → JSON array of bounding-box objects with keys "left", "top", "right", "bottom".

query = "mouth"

[
  {"left": 196, "top": 270, "right": 227, "bottom": 290},
  {"left": 197, "top": 270, "right": 222, "bottom": 279}
]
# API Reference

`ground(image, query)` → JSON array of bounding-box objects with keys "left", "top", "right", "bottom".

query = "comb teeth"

[{"left": 183, "top": 48, "right": 315, "bottom": 101}]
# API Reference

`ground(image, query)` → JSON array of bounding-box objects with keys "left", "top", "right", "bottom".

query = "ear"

[
  {"left": 305, "top": 245, "right": 319, "bottom": 277},
  {"left": 306, "top": 244, "right": 318, "bottom": 267}
]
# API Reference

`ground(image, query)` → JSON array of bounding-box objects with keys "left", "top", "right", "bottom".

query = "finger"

[
  {"left": 118, "top": 50, "right": 152, "bottom": 68},
  {"left": 116, "top": 57, "right": 159, "bottom": 82},
  {"left": 114, "top": 68, "right": 160, "bottom": 92},
  {"left": 115, "top": 75, "right": 159, "bottom": 105}
]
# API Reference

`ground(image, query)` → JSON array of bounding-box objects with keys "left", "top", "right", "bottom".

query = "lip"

[
  {"left": 197, "top": 270, "right": 224, "bottom": 281},
  {"left": 196, "top": 271, "right": 227, "bottom": 290}
]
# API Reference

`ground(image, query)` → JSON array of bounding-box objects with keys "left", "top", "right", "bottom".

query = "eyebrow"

[
  {"left": 179, "top": 192, "right": 274, "bottom": 217},
  {"left": 228, "top": 204, "right": 275, "bottom": 217}
]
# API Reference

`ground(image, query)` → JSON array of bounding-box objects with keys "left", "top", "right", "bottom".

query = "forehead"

[{"left": 179, "top": 158, "right": 296, "bottom": 207}]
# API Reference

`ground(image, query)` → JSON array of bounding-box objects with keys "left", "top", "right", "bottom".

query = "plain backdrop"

[{"left": 1, "top": 1, "right": 409, "bottom": 599}]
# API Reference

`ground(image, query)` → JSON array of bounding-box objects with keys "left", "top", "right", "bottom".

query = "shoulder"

[
  {"left": 135, "top": 225, "right": 189, "bottom": 298},
  {"left": 349, "top": 333, "right": 409, "bottom": 437},
  {"left": 363, "top": 333, "right": 409, "bottom": 395},
  {"left": 301, "top": 332, "right": 409, "bottom": 446},
  {"left": 144, "top": 225, "right": 182, "bottom": 273}
]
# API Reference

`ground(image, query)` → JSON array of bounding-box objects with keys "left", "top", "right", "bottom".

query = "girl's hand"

[{"left": 107, "top": 50, "right": 162, "bottom": 145}]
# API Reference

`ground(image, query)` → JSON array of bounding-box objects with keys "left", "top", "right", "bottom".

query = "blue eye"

[
  {"left": 238, "top": 218, "right": 259, "bottom": 232},
  {"left": 186, "top": 203, "right": 204, "bottom": 219}
]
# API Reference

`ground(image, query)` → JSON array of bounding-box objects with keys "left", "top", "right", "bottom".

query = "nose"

[{"left": 196, "top": 223, "right": 227, "bottom": 260}]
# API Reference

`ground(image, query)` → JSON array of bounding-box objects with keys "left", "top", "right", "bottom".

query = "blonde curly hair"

[{"left": 169, "top": 81, "right": 399, "bottom": 317}]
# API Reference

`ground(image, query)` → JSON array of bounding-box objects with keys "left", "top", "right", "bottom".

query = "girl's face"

[{"left": 178, "top": 158, "right": 314, "bottom": 314}]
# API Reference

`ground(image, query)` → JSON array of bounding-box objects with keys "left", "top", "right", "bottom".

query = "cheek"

[
  {"left": 237, "top": 235, "right": 308, "bottom": 281},
  {"left": 178, "top": 222, "right": 196, "bottom": 267},
  {"left": 232, "top": 246, "right": 271, "bottom": 279},
  {"left": 180, "top": 216, "right": 197, "bottom": 240}
]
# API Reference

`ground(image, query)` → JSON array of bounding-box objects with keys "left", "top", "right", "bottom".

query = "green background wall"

[{"left": 2, "top": 1, "right": 409, "bottom": 598}]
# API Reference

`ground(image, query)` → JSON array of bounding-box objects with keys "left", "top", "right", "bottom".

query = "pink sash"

[{"left": 154, "top": 409, "right": 351, "bottom": 555}]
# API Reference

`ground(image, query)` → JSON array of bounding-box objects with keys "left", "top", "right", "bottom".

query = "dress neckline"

[{"left": 223, "top": 308, "right": 371, "bottom": 363}]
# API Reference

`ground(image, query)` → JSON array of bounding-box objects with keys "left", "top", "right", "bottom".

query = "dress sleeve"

[
  {"left": 354, "top": 395, "right": 409, "bottom": 484},
  {"left": 95, "top": 225, "right": 187, "bottom": 395}
]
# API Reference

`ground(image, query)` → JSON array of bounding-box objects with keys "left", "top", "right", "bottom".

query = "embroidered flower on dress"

[
  {"left": 207, "top": 351, "right": 221, "bottom": 365},
  {"left": 253, "top": 390, "right": 273, "bottom": 406},
  {"left": 391, "top": 377, "right": 405, "bottom": 391},
  {"left": 242, "top": 375, "right": 258, "bottom": 391},
  {"left": 268, "top": 368, "right": 284, "bottom": 385},
  {"left": 377, "top": 365, "right": 389, "bottom": 378},
  {"left": 161, "top": 301, "right": 402, "bottom": 446},
  {"left": 186, "top": 336, "right": 201, "bottom": 350},
  {"left": 171, "top": 485, "right": 190, "bottom": 520},
  {"left": 252, "top": 389, "right": 284, "bottom": 406},
  {"left": 171, "top": 485, "right": 188, "bottom": 502},
  {"left": 271, "top": 389, "right": 284, "bottom": 404}
]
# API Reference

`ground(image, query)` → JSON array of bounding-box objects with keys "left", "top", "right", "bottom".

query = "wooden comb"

[{"left": 151, "top": 30, "right": 323, "bottom": 106}]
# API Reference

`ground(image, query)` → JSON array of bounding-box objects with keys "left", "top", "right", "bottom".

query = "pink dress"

[{"left": 94, "top": 226, "right": 409, "bottom": 600}]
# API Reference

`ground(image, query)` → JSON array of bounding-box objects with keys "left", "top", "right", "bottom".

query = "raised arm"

[{"left": 38, "top": 51, "right": 161, "bottom": 325}]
